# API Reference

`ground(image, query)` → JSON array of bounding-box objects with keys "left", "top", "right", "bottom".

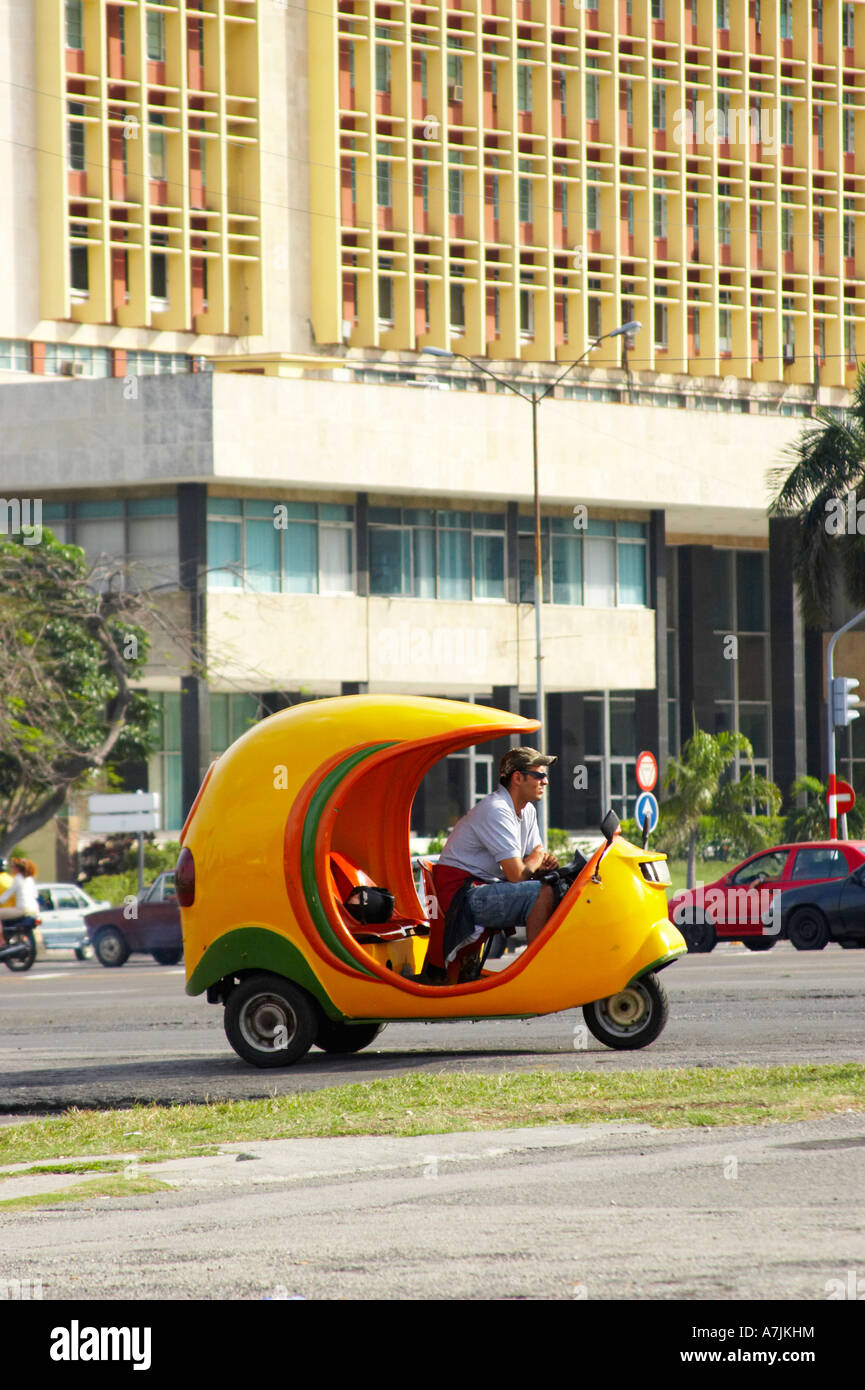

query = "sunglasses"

[{"left": 522, "top": 769, "right": 549, "bottom": 781}]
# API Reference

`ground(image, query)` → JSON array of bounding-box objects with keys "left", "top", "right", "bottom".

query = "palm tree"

[
  {"left": 784, "top": 774, "right": 865, "bottom": 841},
  {"left": 769, "top": 365, "right": 865, "bottom": 626},
  {"left": 663, "top": 726, "right": 782, "bottom": 889}
]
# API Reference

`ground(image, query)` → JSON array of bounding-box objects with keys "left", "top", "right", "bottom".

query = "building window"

[
  {"left": 65, "top": 0, "right": 83, "bottom": 50},
  {"left": 624, "top": 189, "right": 634, "bottom": 236},
  {"left": 712, "top": 551, "right": 771, "bottom": 783},
  {"left": 421, "top": 164, "right": 429, "bottom": 213},
  {"left": 148, "top": 112, "right": 167, "bottom": 180},
  {"left": 520, "top": 288, "right": 534, "bottom": 338},
  {"left": 68, "top": 101, "right": 86, "bottom": 171},
  {"left": 517, "top": 47, "right": 532, "bottom": 113},
  {"left": 719, "top": 303, "right": 732, "bottom": 354},
  {"left": 519, "top": 517, "right": 647, "bottom": 608},
  {"left": 375, "top": 41, "right": 391, "bottom": 94},
  {"left": 654, "top": 303, "right": 668, "bottom": 349},
  {"left": 588, "top": 295, "right": 602, "bottom": 340},
  {"left": 69, "top": 222, "right": 89, "bottom": 295},
  {"left": 652, "top": 77, "right": 666, "bottom": 131},
  {"left": 585, "top": 70, "right": 600, "bottom": 122},
  {"left": 151, "top": 230, "right": 168, "bottom": 301},
  {"left": 376, "top": 143, "right": 392, "bottom": 207},
  {"left": 815, "top": 0, "right": 823, "bottom": 42},
  {"left": 491, "top": 173, "right": 500, "bottom": 220},
  {"left": 450, "top": 282, "right": 465, "bottom": 331},
  {"left": 419, "top": 50, "right": 427, "bottom": 99},
  {"left": 781, "top": 89, "right": 793, "bottom": 146},
  {"left": 783, "top": 299, "right": 795, "bottom": 361},
  {"left": 207, "top": 498, "right": 354, "bottom": 595},
  {"left": 716, "top": 0, "right": 729, "bottom": 28},
  {"left": 146, "top": 12, "right": 166, "bottom": 62},
  {"left": 587, "top": 183, "right": 601, "bottom": 232},
  {"left": 845, "top": 318, "right": 857, "bottom": 363},
  {"left": 369, "top": 508, "right": 505, "bottom": 602},
  {"left": 781, "top": 206, "right": 794, "bottom": 253},
  {"left": 209, "top": 693, "right": 260, "bottom": 761},
  {"left": 518, "top": 175, "right": 533, "bottom": 225},
  {"left": 448, "top": 166, "right": 464, "bottom": 217},
  {"left": 0, "top": 339, "right": 30, "bottom": 373},
  {"left": 378, "top": 262, "right": 394, "bottom": 324},
  {"left": 718, "top": 199, "right": 730, "bottom": 245},
  {"left": 624, "top": 82, "right": 634, "bottom": 127},
  {"left": 843, "top": 2, "right": 855, "bottom": 47},
  {"left": 780, "top": 0, "right": 793, "bottom": 40},
  {"left": 843, "top": 106, "right": 855, "bottom": 154},
  {"left": 814, "top": 210, "right": 825, "bottom": 256},
  {"left": 561, "top": 182, "right": 568, "bottom": 230},
  {"left": 815, "top": 106, "right": 824, "bottom": 151},
  {"left": 653, "top": 192, "right": 667, "bottom": 239},
  {"left": 124, "top": 351, "right": 193, "bottom": 375},
  {"left": 149, "top": 693, "right": 183, "bottom": 833},
  {"left": 447, "top": 52, "right": 463, "bottom": 101},
  {"left": 844, "top": 214, "right": 856, "bottom": 259},
  {"left": 43, "top": 342, "right": 113, "bottom": 378}
]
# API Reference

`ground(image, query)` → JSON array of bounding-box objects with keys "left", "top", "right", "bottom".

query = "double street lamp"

[{"left": 424, "top": 321, "right": 642, "bottom": 837}]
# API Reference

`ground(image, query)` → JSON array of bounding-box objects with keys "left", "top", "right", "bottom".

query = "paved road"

[
  {"left": 1, "top": 1113, "right": 863, "bottom": 1300},
  {"left": 2, "top": 944, "right": 864, "bottom": 1111}
]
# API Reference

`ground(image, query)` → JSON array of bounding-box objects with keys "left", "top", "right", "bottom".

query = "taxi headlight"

[{"left": 640, "top": 859, "right": 671, "bottom": 885}]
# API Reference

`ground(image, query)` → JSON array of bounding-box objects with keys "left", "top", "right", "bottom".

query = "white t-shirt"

[
  {"left": 0, "top": 875, "right": 39, "bottom": 915},
  {"left": 438, "top": 786, "right": 543, "bottom": 881}
]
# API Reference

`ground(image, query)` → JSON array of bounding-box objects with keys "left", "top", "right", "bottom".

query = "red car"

[
  {"left": 667, "top": 842, "right": 865, "bottom": 953},
  {"left": 85, "top": 871, "right": 182, "bottom": 967}
]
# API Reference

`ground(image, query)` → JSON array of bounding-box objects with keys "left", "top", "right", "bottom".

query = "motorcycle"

[
  {"left": 1, "top": 919, "right": 37, "bottom": 972},
  {"left": 177, "top": 695, "right": 686, "bottom": 1068}
]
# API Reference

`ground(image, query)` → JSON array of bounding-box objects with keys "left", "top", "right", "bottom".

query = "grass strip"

[
  {"left": 0, "top": 1064, "right": 862, "bottom": 1168},
  {"left": 0, "top": 1174, "right": 171, "bottom": 1212},
  {"left": 0, "top": 1158, "right": 127, "bottom": 1182}
]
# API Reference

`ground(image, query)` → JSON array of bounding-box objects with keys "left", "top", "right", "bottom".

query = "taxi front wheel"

[
  {"left": 224, "top": 974, "right": 318, "bottom": 1068},
  {"left": 582, "top": 974, "right": 669, "bottom": 1051}
]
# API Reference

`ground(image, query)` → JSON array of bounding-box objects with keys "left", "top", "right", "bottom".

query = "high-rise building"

[{"left": 1, "top": 1, "right": 864, "bottom": 861}]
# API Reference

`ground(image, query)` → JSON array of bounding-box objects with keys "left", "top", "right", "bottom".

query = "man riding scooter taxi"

[{"left": 421, "top": 748, "right": 561, "bottom": 985}]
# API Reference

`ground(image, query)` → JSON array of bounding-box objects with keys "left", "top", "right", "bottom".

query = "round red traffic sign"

[
  {"left": 829, "top": 779, "right": 856, "bottom": 815},
  {"left": 635, "top": 750, "right": 658, "bottom": 793}
]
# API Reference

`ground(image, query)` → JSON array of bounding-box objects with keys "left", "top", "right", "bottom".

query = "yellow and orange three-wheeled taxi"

[{"left": 177, "top": 695, "right": 686, "bottom": 1067}]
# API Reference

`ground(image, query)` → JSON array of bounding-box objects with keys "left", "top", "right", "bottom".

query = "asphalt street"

[
  {"left": 2, "top": 943, "right": 864, "bottom": 1111},
  {"left": 1, "top": 1113, "right": 863, "bottom": 1300}
]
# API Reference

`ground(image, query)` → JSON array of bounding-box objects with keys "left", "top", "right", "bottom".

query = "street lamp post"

[{"left": 424, "top": 323, "right": 641, "bottom": 839}]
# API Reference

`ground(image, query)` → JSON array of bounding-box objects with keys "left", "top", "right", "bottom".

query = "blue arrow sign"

[{"left": 635, "top": 790, "right": 659, "bottom": 834}]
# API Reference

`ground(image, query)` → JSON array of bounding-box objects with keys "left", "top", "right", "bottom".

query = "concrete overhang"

[{"left": 0, "top": 373, "right": 804, "bottom": 539}]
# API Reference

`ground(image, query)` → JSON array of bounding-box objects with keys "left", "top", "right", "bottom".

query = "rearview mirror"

[{"left": 600, "top": 810, "right": 620, "bottom": 843}]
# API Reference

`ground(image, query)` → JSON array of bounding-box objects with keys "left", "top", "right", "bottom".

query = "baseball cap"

[{"left": 499, "top": 746, "right": 557, "bottom": 781}]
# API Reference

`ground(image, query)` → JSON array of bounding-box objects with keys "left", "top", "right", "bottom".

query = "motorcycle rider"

[{"left": 0, "top": 857, "right": 40, "bottom": 933}]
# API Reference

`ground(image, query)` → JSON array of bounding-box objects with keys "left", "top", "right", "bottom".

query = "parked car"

[
  {"left": 85, "top": 871, "right": 182, "bottom": 968},
  {"left": 667, "top": 842, "right": 865, "bottom": 952},
  {"left": 35, "top": 883, "right": 111, "bottom": 959}
]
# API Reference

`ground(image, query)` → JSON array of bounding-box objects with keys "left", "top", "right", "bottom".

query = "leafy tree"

[
  {"left": 0, "top": 530, "right": 159, "bottom": 856},
  {"left": 769, "top": 365, "right": 865, "bottom": 625},
  {"left": 662, "top": 726, "right": 782, "bottom": 889},
  {"left": 783, "top": 774, "right": 865, "bottom": 842}
]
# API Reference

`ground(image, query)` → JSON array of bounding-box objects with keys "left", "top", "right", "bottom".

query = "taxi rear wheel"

[
  {"left": 224, "top": 974, "right": 317, "bottom": 1068},
  {"left": 582, "top": 975, "right": 669, "bottom": 1051}
]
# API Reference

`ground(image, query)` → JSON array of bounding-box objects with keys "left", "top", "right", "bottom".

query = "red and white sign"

[
  {"left": 635, "top": 750, "right": 658, "bottom": 793},
  {"left": 828, "top": 778, "right": 856, "bottom": 818}
]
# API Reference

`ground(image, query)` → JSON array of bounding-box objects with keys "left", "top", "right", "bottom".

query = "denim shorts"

[{"left": 466, "top": 879, "right": 542, "bottom": 930}]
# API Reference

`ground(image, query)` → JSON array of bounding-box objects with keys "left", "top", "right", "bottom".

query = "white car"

[{"left": 35, "top": 883, "right": 111, "bottom": 959}]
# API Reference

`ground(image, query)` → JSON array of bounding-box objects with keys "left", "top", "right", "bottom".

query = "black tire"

[
  {"left": 224, "top": 973, "right": 317, "bottom": 1068},
  {"left": 743, "top": 937, "right": 777, "bottom": 951},
  {"left": 314, "top": 1020, "right": 386, "bottom": 1054},
  {"left": 74, "top": 947, "right": 89, "bottom": 961},
  {"left": 787, "top": 908, "right": 829, "bottom": 951},
  {"left": 3, "top": 931, "right": 36, "bottom": 972},
  {"left": 152, "top": 948, "right": 182, "bottom": 966},
  {"left": 582, "top": 974, "right": 669, "bottom": 1051},
  {"left": 94, "top": 927, "right": 130, "bottom": 968},
  {"left": 681, "top": 919, "right": 717, "bottom": 953}
]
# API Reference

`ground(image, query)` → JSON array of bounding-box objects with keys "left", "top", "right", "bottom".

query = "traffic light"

[{"left": 830, "top": 676, "right": 861, "bottom": 727}]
